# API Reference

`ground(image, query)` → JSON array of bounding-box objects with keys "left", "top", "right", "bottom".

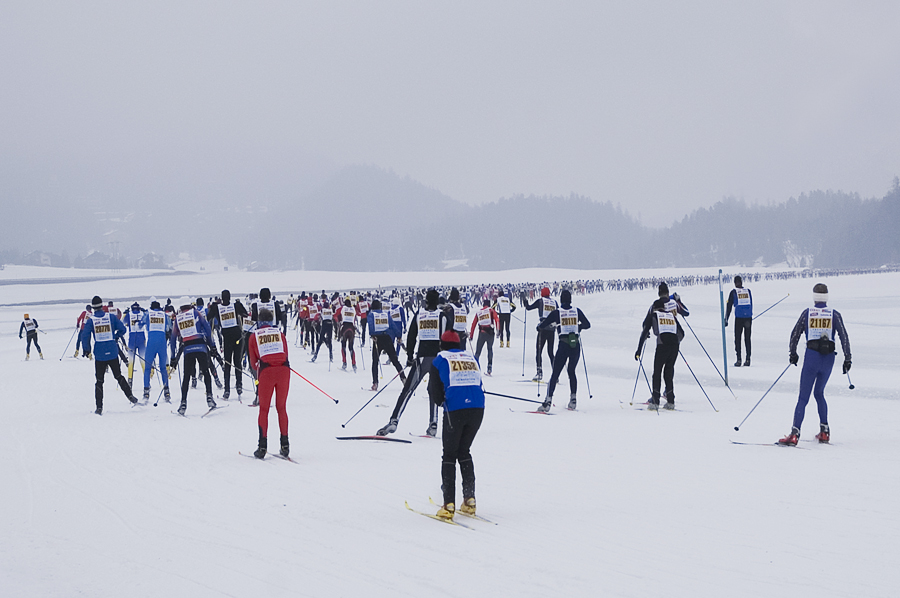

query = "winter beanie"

[
  {"left": 91, "top": 296, "right": 103, "bottom": 309},
  {"left": 658, "top": 283, "right": 669, "bottom": 298},
  {"left": 813, "top": 283, "right": 828, "bottom": 304}
]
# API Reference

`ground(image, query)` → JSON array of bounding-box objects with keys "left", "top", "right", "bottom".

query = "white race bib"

[
  {"left": 92, "top": 315, "right": 114, "bottom": 342},
  {"left": 322, "top": 307, "right": 334, "bottom": 320},
  {"left": 176, "top": 311, "right": 198, "bottom": 338},
  {"left": 148, "top": 310, "right": 166, "bottom": 333},
  {"left": 656, "top": 312, "right": 677, "bottom": 335},
  {"left": 219, "top": 303, "right": 238, "bottom": 328},
  {"left": 736, "top": 289, "right": 751, "bottom": 306},
  {"left": 442, "top": 351, "right": 482, "bottom": 387},
  {"left": 390, "top": 307, "right": 403, "bottom": 322},
  {"left": 24, "top": 318, "right": 36, "bottom": 332},
  {"left": 372, "top": 311, "right": 390, "bottom": 334},
  {"left": 542, "top": 298, "right": 557, "bottom": 319},
  {"left": 255, "top": 327, "right": 285, "bottom": 357},
  {"left": 808, "top": 307, "right": 833, "bottom": 341},
  {"left": 497, "top": 296, "right": 511, "bottom": 314},
  {"left": 476, "top": 309, "right": 493, "bottom": 328},
  {"left": 663, "top": 299, "right": 677, "bottom": 313},
  {"left": 418, "top": 310, "right": 441, "bottom": 341},
  {"left": 342, "top": 306, "right": 356, "bottom": 324},
  {"left": 453, "top": 305, "right": 468, "bottom": 332},
  {"left": 558, "top": 308, "right": 579, "bottom": 335}
]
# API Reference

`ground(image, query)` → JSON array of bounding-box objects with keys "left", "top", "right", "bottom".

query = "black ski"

[{"left": 336, "top": 435, "right": 412, "bottom": 444}]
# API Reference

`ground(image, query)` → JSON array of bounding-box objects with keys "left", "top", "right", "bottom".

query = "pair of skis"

[{"left": 404, "top": 498, "right": 497, "bottom": 529}]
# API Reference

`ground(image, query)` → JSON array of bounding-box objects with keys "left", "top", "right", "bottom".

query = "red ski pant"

[{"left": 257, "top": 365, "right": 290, "bottom": 437}]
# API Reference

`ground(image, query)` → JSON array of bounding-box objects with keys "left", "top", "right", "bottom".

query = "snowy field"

[{"left": 1, "top": 266, "right": 898, "bottom": 598}]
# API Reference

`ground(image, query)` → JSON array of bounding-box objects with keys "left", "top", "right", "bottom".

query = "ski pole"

[
  {"left": 679, "top": 351, "right": 718, "bottom": 412},
  {"left": 341, "top": 369, "right": 405, "bottom": 428},
  {"left": 683, "top": 318, "right": 736, "bottom": 398},
  {"left": 484, "top": 390, "right": 543, "bottom": 405},
  {"left": 629, "top": 345, "right": 645, "bottom": 405},
  {"left": 752, "top": 294, "right": 790, "bottom": 321},
  {"left": 521, "top": 310, "right": 526, "bottom": 377},
  {"left": 289, "top": 368, "right": 339, "bottom": 404},
  {"left": 580, "top": 342, "right": 593, "bottom": 398},
  {"left": 59, "top": 328, "right": 78, "bottom": 361},
  {"left": 733, "top": 363, "right": 792, "bottom": 431},
  {"left": 847, "top": 372, "right": 855, "bottom": 390}
]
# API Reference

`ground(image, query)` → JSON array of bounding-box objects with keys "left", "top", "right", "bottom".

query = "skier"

[
  {"left": 19, "top": 313, "right": 43, "bottom": 360},
  {"left": 338, "top": 298, "right": 358, "bottom": 372},
  {"left": 310, "top": 301, "right": 334, "bottom": 363},
  {"left": 524, "top": 286, "right": 558, "bottom": 381},
  {"left": 448, "top": 288, "right": 470, "bottom": 351},
  {"left": 376, "top": 288, "right": 452, "bottom": 437},
  {"left": 357, "top": 293, "right": 370, "bottom": 347},
  {"left": 74, "top": 304, "right": 92, "bottom": 357},
  {"left": 80, "top": 296, "right": 139, "bottom": 414},
  {"left": 469, "top": 299, "right": 499, "bottom": 375},
  {"left": 634, "top": 283, "right": 689, "bottom": 411},
  {"left": 141, "top": 298, "right": 171, "bottom": 403},
  {"left": 248, "top": 308, "right": 291, "bottom": 459},
  {"left": 492, "top": 289, "right": 516, "bottom": 348},
  {"left": 724, "top": 275, "right": 753, "bottom": 366},
  {"left": 389, "top": 296, "right": 407, "bottom": 355},
  {"left": 778, "top": 283, "right": 851, "bottom": 445},
  {"left": 171, "top": 296, "right": 217, "bottom": 416},
  {"left": 537, "top": 289, "right": 591, "bottom": 412},
  {"left": 367, "top": 299, "right": 407, "bottom": 391},
  {"left": 124, "top": 301, "right": 147, "bottom": 389},
  {"left": 205, "top": 289, "right": 248, "bottom": 400},
  {"left": 429, "top": 330, "right": 485, "bottom": 521}
]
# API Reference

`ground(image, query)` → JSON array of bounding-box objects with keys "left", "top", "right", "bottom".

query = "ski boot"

[
  {"left": 341, "top": 363, "right": 347, "bottom": 371},
  {"left": 163, "top": 386, "right": 171, "bottom": 403},
  {"left": 128, "top": 394, "right": 139, "bottom": 405},
  {"left": 426, "top": 422, "right": 438, "bottom": 437},
  {"left": 94, "top": 406, "right": 103, "bottom": 415},
  {"left": 459, "top": 497, "right": 476, "bottom": 516},
  {"left": 744, "top": 357, "right": 751, "bottom": 367},
  {"left": 778, "top": 427, "right": 800, "bottom": 446},
  {"left": 39, "top": 353, "right": 44, "bottom": 360},
  {"left": 399, "top": 371, "right": 407, "bottom": 383},
  {"left": 369, "top": 383, "right": 378, "bottom": 391},
  {"left": 376, "top": 419, "right": 398, "bottom": 436},
  {"left": 485, "top": 367, "right": 492, "bottom": 376},
  {"left": 25, "top": 354, "right": 30, "bottom": 361},
  {"left": 663, "top": 401, "right": 675, "bottom": 410},
  {"left": 436, "top": 502, "right": 455, "bottom": 521},
  {"left": 214, "top": 375, "right": 223, "bottom": 390},
  {"left": 254, "top": 437, "right": 267, "bottom": 459},
  {"left": 207, "top": 394, "right": 217, "bottom": 410},
  {"left": 177, "top": 400, "right": 187, "bottom": 416},
  {"left": 815, "top": 424, "right": 830, "bottom": 444},
  {"left": 537, "top": 398, "right": 552, "bottom": 413},
  {"left": 142, "top": 387, "right": 151, "bottom": 405},
  {"left": 734, "top": 359, "right": 742, "bottom": 367},
  {"left": 647, "top": 399, "right": 660, "bottom": 411},
  {"left": 567, "top": 394, "right": 577, "bottom": 410},
  {"left": 280, "top": 435, "right": 290, "bottom": 457},
  {"left": 191, "top": 376, "right": 197, "bottom": 389},
  {"left": 223, "top": 389, "right": 230, "bottom": 400},
  {"left": 353, "top": 365, "right": 357, "bottom": 373},
  {"left": 309, "top": 354, "right": 317, "bottom": 363},
  {"left": 532, "top": 369, "right": 543, "bottom": 382},
  {"left": 250, "top": 396, "right": 259, "bottom": 407},
  {"left": 74, "top": 349, "right": 80, "bottom": 358}
]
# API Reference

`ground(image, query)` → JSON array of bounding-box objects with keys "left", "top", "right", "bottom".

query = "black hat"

[
  {"left": 449, "top": 287, "right": 460, "bottom": 301},
  {"left": 425, "top": 289, "right": 440, "bottom": 306},
  {"left": 658, "top": 282, "right": 669, "bottom": 298},
  {"left": 91, "top": 296, "right": 103, "bottom": 309},
  {"left": 560, "top": 289, "right": 572, "bottom": 306},
  {"left": 734, "top": 275, "right": 742, "bottom": 286},
  {"left": 221, "top": 289, "right": 231, "bottom": 303},
  {"left": 259, "top": 288, "right": 271, "bottom": 302}
]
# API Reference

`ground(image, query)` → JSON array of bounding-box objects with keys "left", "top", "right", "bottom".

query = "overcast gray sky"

[{"left": 3, "top": 1, "right": 898, "bottom": 226}]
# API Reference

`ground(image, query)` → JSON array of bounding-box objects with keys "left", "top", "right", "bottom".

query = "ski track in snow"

[{"left": 1, "top": 267, "right": 899, "bottom": 597}]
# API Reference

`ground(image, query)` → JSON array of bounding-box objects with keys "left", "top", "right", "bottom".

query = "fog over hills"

[{"left": 2, "top": 164, "right": 898, "bottom": 271}]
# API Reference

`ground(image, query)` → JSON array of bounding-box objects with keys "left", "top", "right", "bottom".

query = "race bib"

[
  {"left": 342, "top": 306, "right": 356, "bottom": 323},
  {"left": 736, "top": 289, "right": 751, "bottom": 306},
  {"left": 542, "top": 298, "right": 557, "bottom": 319},
  {"left": 477, "top": 309, "right": 492, "bottom": 327},
  {"left": 322, "top": 307, "right": 334, "bottom": 320},
  {"left": 255, "top": 327, "right": 284, "bottom": 357},
  {"left": 373, "top": 312, "right": 390, "bottom": 333},
  {"left": 808, "top": 307, "right": 833, "bottom": 341},
  {"left": 453, "top": 305, "right": 468, "bottom": 331},
  {"left": 558, "top": 308, "right": 579, "bottom": 335},
  {"left": 443, "top": 351, "right": 482, "bottom": 387},
  {"left": 497, "top": 296, "right": 510, "bottom": 314},
  {"left": 92, "top": 314, "right": 113, "bottom": 342},
  {"left": 656, "top": 312, "right": 677, "bottom": 335},
  {"left": 176, "top": 311, "right": 198, "bottom": 338},
  {"left": 24, "top": 318, "right": 36, "bottom": 332},
  {"left": 663, "top": 299, "right": 678, "bottom": 313},
  {"left": 390, "top": 307, "right": 402, "bottom": 322},
  {"left": 148, "top": 310, "right": 166, "bottom": 333},
  {"left": 219, "top": 303, "right": 238, "bottom": 328},
  {"left": 418, "top": 310, "right": 441, "bottom": 341}
]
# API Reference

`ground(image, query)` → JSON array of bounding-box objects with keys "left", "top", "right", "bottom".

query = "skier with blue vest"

[
  {"left": 171, "top": 296, "right": 217, "bottom": 415},
  {"left": 537, "top": 289, "right": 591, "bottom": 412},
  {"left": 724, "top": 275, "right": 753, "bottom": 367},
  {"left": 366, "top": 299, "right": 407, "bottom": 391},
  {"left": 428, "top": 330, "right": 485, "bottom": 521},
  {"left": 80, "top": 295, "right": 139, "bottom": 414},
  {"left": 140, "top": 298, "right": 171, "bottom": 403},
  {"left": 778, "top": 283, "right": 851, "bottom": 446}
]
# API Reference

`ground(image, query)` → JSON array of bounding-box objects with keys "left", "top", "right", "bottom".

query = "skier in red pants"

[{"left": 248, "top": 308, "right": 291, "bottom": 459}]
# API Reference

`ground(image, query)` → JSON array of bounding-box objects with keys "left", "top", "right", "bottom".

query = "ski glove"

[
  {"left": 724, "top": 319, "right": 729, "bottom": 327},
  {"left": 634, "top": 352, "right": 641, "bottom": 361},
  {"left": 789, "top": 352, "right": 799, "bottom": 365},
  {"left": 842, "top": 359, "right": 852, "bottom": 374}
]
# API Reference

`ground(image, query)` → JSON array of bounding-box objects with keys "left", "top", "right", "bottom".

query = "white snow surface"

[{"left": 1, "top": 267, "right": 898, "bottom": 597}]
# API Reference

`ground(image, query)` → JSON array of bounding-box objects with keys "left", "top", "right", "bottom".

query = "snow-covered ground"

[{"left": 1, "top": 267, "right": 897, "bottom": 597}]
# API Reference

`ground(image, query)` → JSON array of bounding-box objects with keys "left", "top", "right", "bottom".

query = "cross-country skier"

[
  {"left": 249, "top": 308, "right": 291, "bottom": 459},
  {"left": 376, "top": 288, "right": 452, "bottom": 437},
  {"left": 171, "top": 296, "right": 216, "bottom": 415},
  {"left": 537, "top": 289, "right": 591, "bottom": 412},
  {"left": 448, "top": 288, "right": 470, "bottom": 351},
  {"left": 74, "top": 304, "right": 92, "bottom": 357},
  {"left": 429, "top": 330, "right": 485, "bottom": 521},
  {"left": 778, "top": 283, "right": 851, "bottom": 445},
  {"left": 205, "top": 290, "right": 248, "bottom": 400},
  {"left": 469, "top": 299, "right": 499, "bottom": 375},
  {"left": 310, "top": 301, "right": 334, "bottom": 363},
  {"left": 19, "top": 313, "right": 43, "bottom": 360},
  {"left": 338, "top": 298, "right": 358, "bottom": 372},
  {"left": 367, "top": 299, "right": 407, "bottom": 391},
  {"left": 124, "top": 302, "right": 146, "bottom": 389},
  {"left": 524, "top": 286, "right": 558, "bottom": 381},
  {"left": 141, "top": 298, "right": 171, "bottom": 403},
  {"left": 492, "top": 289, "right": 516, "bottom": 348},
  {"left": 80, "top": 296, "right": 139, "bottom": 414},
  {"left": 635, "top": 282, "right": 689, "bottom": 411},
  {"left": 724, "top": 275, "right": 753, "bottom": 367}
]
